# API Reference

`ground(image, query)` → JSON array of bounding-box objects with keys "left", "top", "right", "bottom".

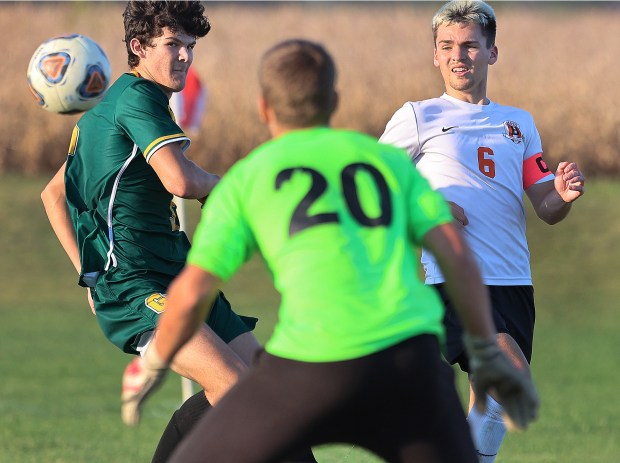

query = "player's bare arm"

[
  {"left": 527, "top": 161, "right": 585, "bottom": 225},
  {"left": 41, "top": 162, "right": 96, "bottom": 314},
  {"left": 41, "top": 162, "right": 80, "bottom": 273},
  {"left": 149, "top": 142, "right": 220, "bottom": 200}
]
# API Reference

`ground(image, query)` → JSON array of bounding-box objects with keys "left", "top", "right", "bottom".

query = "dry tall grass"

[{"left": 3, "top": 1, "right": 618, "bottom": 176}]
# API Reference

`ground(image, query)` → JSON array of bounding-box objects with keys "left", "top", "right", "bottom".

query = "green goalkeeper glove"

[
  {"left": 121, "top": 345, "right": 169, "bottom": 427},
  {"left": 464, "top": 334, "right": 540, "bottom": 431}
]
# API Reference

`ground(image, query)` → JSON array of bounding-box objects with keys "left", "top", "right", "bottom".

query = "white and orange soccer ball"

[{"left": 27, "top": 34, "right": 111, "bottom": 114}]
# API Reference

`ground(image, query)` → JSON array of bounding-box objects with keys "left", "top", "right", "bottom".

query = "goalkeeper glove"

[
  {"left": 121, "top": 345, "right": 169, "bottom": 426},
  {"left": 464, "top": 334, "right": 540, "bottom": 430}
]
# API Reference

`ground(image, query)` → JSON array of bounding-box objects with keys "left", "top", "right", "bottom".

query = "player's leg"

[
  {"left": 166, "top": 291, "right": 259, "bottom": 400},
  {"left": 467, "top": 286, "right": 535, "bottom": 463},
  {"left": 151, "top": 389, "right": 212, "bottom": 463},
  {"left": 99, "top": 273, "right": 261, "bottom": 445},
  {"left": 148, "top": 330, "right": 261, "bottom": 463},
  {"left": 121, "top": 327, "right": 237, "bottom": 426},
  {"left": 468, "top": 332, "right": 531, "bottom": 463},
  {"left": 123, "top": 323, "right": 259, "bottom": 417},
  {"left": 169, "top": 351, "right": 327, "bottom": 463},
  {"left": 434, "top": 284, "right": 535, "bottom": 463},
  {"left": 227, "top": 330, "right": 262, "bottom": 363},
  {"left": 168, "top": 323, "right": 249, "bottom": 400},
  {"left": 147, "top": 326, "right": 244, "bottom": 462},
  {"left": 135, "top": 289, "right": 258, "bottom": 403},
  {"left": 148, "top": 299, "right": 262, "bottom": 460},
  {"left": 352, "top": 336, "right": 477, "bottom": 463},
  {"left": 151, "top": 293, "right": 317, "bottom": 462},
  {"left": 122, "top": 323, "right": 246, "bottom": 461}
]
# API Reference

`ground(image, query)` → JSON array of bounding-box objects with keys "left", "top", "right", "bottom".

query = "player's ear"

[
  {"left": 433, "top": 48, "right": 440, "bottom": 68},
  {"left": 257, "top": 96, "right": 269, "bottom": 124},
  {"left": 330, "top": 90, "right": 339, "bottom": 116},
  {"left": 488, "top": 45, "right": 498, "bottom": 65},
  {"left": 129, "top": 38, "right": 147, "bottom": 60}
]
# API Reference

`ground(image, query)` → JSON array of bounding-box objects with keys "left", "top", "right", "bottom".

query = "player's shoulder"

[
  {"left": 235, "top": 128, "right": 396, "bottom": 173},
  {"left": 332, "top": 128, "right": 381, "bottom": 146},
  {"left": 77, "top": 76, "right": 144, "bottom": 123},
  {"left": 108, "top": 73, "right": 170, "bottom": 122},
  {"left": 490, "top": 100, "right": 536, "bottom": 122},
  {"left": 388, "top": 97, "right": 448, "bottom": 126},
  {"left": 104, "top": 73, "right": 138, "bottom": 96},
  {"left": 112, "top": 72, "right": 168, "bottom": 102},
  {"left": 328, "top": 129, "right": 409, "bottom": 162},
  {"left": 395, "top": 97, "right": 444, "bottom": 114}
]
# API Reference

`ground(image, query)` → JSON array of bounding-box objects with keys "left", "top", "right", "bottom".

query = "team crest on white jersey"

[{"left": 503, "top": 121, "right": 524, "bottom": 144}]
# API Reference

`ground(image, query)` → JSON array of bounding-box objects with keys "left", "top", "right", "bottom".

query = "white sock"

[{"left": 468, "top": 395, "right": 507, "bottom": 463}]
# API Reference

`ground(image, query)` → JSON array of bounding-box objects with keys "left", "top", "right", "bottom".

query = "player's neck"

[
  {"left": 131, "top": 67, "right": 173, "bottom": 99},
  {"left": 445, "top": 88, "right": 490, "bottom": 106},
  {"left": 269, "top": 123, "right": 328, "bottom": 139}
]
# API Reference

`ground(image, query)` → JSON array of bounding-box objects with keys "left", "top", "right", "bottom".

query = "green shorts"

[{"left": 92, "top": 267, "right": 257, "bottom": 354}]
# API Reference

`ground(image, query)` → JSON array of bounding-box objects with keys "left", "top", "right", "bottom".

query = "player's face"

[
  {"left": 433, "top": 22, "right": 498, "bottom": 104},
  {"left": 134, "top": 27, "right": 196, "bottom": 97}
]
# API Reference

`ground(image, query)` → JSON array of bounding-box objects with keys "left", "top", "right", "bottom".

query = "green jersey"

[
  {"left": 188, "top": 128, "right": 453, "bottom": 362},
  {"left": 65, "top": 72, "right": 191, "bottom": 286}
]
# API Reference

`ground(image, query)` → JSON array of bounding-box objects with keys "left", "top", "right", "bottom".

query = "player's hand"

[
  {"left": 447, "top": 201, "right": 468, "bottom": 229},
  {"left": 121, "top": 345, "right": 169, "bottom": 426},
  {"left": 554, "top": 161, "right": 585, "bottom": 203},
  {"left": 464, "top": 334, "right": 540, "bottom": 430}
]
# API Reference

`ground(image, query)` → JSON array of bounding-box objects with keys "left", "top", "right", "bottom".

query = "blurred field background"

[
  {"left": 2, "top": 1, "right": 619, "bottom": 176},
  {"left": 1, "top": 1, "right": 618, "bottom": 462}
]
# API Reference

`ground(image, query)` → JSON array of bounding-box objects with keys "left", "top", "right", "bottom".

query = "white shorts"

[{"left": 136, "top": 330, "right": 154, "bottom": 357}]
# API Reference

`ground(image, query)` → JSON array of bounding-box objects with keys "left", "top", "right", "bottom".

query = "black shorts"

[
  {"left": 434, "top": 284, "right": 535, "bottom": 372},
  {"left": 169, "top": 335, "right": 477, "bottom": 463}
]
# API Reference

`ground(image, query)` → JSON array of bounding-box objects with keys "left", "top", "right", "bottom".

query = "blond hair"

[{"left": 432, "top": 1, "right": 497, "bottom": 48}]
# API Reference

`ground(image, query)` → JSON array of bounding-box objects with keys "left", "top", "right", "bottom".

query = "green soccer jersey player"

[
  {"left": 41, "top": 3, "right": 318, "bottom": 463},
  {"left": 40, "top": 0, "right": 258, "bottom": 414},
  {"left": 63, "top": 70, "right": 257, "bottom": 354},
  {"left": 130, "top": 39, "right": 540, "bottom": 463}
]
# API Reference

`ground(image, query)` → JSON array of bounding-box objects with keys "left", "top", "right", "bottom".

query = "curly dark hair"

[{"left": 123, "top": 1, "right": 211, "bottom": 68}]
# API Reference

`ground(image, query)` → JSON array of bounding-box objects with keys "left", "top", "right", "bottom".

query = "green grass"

[{"left": 1, "top": 175, "right": 618, "bottom": 462}]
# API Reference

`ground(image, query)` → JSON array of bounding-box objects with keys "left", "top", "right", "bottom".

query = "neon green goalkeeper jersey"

[{"left": 188, "top": 128, "right": 453, "bottom": 362}]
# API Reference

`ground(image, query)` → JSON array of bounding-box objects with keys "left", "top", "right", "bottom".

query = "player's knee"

[{"left": 228, "top": 332, "right": 261, "bottom": 365}]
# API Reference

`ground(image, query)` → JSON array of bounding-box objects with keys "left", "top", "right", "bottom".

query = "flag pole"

[{"left": 175, "top": 195, "right": 196, "bottom": 402}]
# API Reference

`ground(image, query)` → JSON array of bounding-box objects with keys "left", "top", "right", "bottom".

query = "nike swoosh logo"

[{"left": 442, "top": 126, "right": 458, "bottom": 132}]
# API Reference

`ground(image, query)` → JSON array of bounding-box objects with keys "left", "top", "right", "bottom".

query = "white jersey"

[{"left": 380, "top": 93, "right": 554, "bottom": 285}]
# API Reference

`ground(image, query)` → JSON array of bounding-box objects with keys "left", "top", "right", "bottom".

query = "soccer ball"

[{"left": 27, "top": 34, "right": 111, "bottom": 114}]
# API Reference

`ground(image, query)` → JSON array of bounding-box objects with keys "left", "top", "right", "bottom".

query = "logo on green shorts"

[{"left": 145, "top": 293, "right": 167, "bottom": 314}]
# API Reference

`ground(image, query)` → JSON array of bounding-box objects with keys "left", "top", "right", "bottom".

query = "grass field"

[{"left": 0, "top": 175, "right": 618, "bottom": 462}]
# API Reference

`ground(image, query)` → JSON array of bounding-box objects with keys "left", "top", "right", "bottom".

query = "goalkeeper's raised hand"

[
  {"left": 121, "top": 345, "right": 170, "bottom": 427},
  {"left": 464, "top": 334, "right": 540, "bottom": 430}
]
